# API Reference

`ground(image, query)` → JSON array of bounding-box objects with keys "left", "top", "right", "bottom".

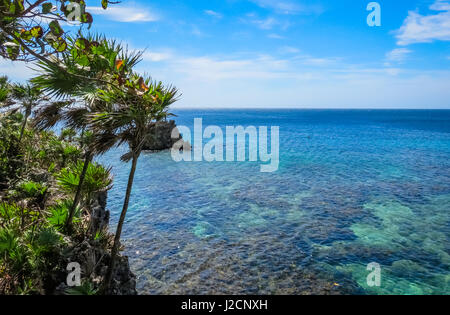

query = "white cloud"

[
  {"left": 267, "top": 33, "right": 285, "bottom": 39},
  {"left": 295, "top": 55, "right": 340, "bottom": 66},
  {"left": 395, "top": 0, "right": 450, "bottom": 45},
  {"left": 191, "top": 25, "right": 207, "bottom": 37},
  {"left": 385, "top": 48, "right": 412, "bottom": 66},
  {"left": 142, "top": 51, "right": 173, "bottom": 62},
  {"left": 87, "top": 6, "right": 158, "bottom": 23},
  {"left": 278, "top": 46, "right": 301, "bottom": 54},
  {"left": 0, "top": 59, "right": 37, "bottom": 82},
  {"left": 204, "top": 10, "right": 223, "bottom": 19},
  {"left": 242, "top": 15, "right": 290, "bottom": 31},
  {"left": 132, "top": 49, "right": 450, "bottom": 109},
  {"left": 430, "top": 0, "right": 450, "bottom": 10},
  {"left": 250, "top": 17, "right": 278, "bottom": 30},
  {"left": 250, "top": 0, "right": 323, "bottom": 15},
  {"left": 170, "top": 55, "right": 291, "bottom": 80}
]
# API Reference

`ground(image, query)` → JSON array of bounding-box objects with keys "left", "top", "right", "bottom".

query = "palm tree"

[
  {"left": 0, "top": 76, "right": 13, "bottom": 107},
  {"left": 63, "top": 104, "right": 119, "bottom": 232},
  {"left": 32, "top": 35, "right": 143, "bottom": 232},
  {"left": 8, "top": 83, "right": 45, "bottom": 142},
  {"left": 34, "top": 101, "right": 121, "bottom": 232},
  {"left": 89, "top": 75, "right": 179, "bottom": 292}
]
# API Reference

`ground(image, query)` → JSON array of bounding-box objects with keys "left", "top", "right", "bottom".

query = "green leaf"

[
  {"left": 101, "top": 0, "right": 108, "bottom": 10},
  {"left": 52, "top": 39, "right": 66, "bottom": 52},
  {"left": 75, "top": 38, "right": 89, "bottom": 51},
  {"left": 45, "top": 33, "right": 67, "bottom": 52},
  {"left": 30, "top": 26, "right": 43, "bottom": 39},
  {"left": 9, "top": 0, "right": 24, "bottom": 15},
  {"left": 6, "top": 44, "right": 19, "bottom": 60},
  {"left": 19, "top": 29, "right": 33, "bottom": 41},
  {"left": 49, "top": 20, "right": 64, "bottom": 36},
  {"left": 77, "top": 55, "right": 90, "bottom": 67},
  {"left": 80, "top": 12, "right": 93, "bottom": 24},
  {"left": 42, "top": 2, "right": 53, "bottom": 14},
  {"left": 53, "top": 38, "right": 67, "bottom": 52}
]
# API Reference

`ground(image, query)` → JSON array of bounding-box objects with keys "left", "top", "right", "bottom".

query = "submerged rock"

[{"left": 142, "top": 120, "right": 190, "bottom": 151}]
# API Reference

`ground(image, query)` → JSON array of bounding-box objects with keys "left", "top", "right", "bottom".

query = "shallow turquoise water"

[{"left": 99, "top": 110, "right": 450, "bottom": 295}]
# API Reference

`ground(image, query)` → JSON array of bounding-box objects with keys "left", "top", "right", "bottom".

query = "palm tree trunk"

[
  {"left": 19, "top": 106, "right": 32, "bottom": 143},
  {"left": 103, "top": 151, "right": 140, "bottom": 293},
  {"left": 65, "top": 151, "right": 93, "bottom": 231},
  {"left": 20, "top": 111, "right": 31, "bottom": 174},
  {"left": 19, "top": 116, "right": 27, "bottom": 143}
]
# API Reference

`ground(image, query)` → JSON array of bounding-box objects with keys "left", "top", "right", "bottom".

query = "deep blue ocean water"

[{"left": 98, "top": 110, "right": 450, "bottom": 295}]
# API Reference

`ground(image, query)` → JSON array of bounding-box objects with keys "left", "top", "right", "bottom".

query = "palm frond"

[
  {"left": 86, "top": 74, "right": 180, "bottom": 158},
  {"left": 33, "top": 100, "right": 74, "bottom": 131},
  {"left": 31, "top": 60, "right": 90, "bottom": 99},
  {"left": 90, "top": 132, "right": 120, "bottom": 155},
  {"left": 64, "top": 106, "right": 90, "bottom": 130}
]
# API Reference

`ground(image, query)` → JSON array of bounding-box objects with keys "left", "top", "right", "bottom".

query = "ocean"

[{"left": 98, "top": 109, "right": 450, "bottom": 295}]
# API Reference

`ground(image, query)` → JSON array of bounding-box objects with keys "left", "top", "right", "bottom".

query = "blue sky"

[{"left": 2, "top": 0, "right": 450, "bottom": 108}]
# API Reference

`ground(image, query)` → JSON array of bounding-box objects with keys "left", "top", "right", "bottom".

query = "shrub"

[
  {"left": 0, "top": 202, "right": 66, "bottom": 294},
  {"left": 14, "top": 181, "right": 49, "bottom": 207},
  {"left": 61, "top": 144, "right": 81, "bottom": 168},
  {"left": 47, "top": 200, "right": 81, "bottom": 232},
  {"left": 0, "top": 113, "right": 24, "bottom": 183},
  {"left": 60, "top": 128, "right": 77, "bottom": 142},
  {"left": 18, "top": 181, "right": 48, "bottom": 199},
  {"left": 65, "top": 280, "right": 98, "bottom": 295},
  {"left": 29, "top": 132, "right": 81, "bottom": 170},
  {"left": 57, "top": 161, "right": 113, "bottom": 201},
  {"left": 34, "top": 227, "right": 64, "bottom": 254},
  {"left": 0, "top": 202, "right": 20, "bottom": 228},
  {"left": 0, "top": 202, "right": 39, "bottom": 231}
]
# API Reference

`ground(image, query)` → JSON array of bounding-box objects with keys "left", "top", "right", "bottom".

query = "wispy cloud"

[
  {"left": 385, "top": 48, "right": 412, "bottom": 66},
  {"left": 204, "top": 10, "right": 223, "bottom": 19},
  {"left": 87, "top": 6, "right": 158, "bottom": 23},
  {"left": 138, "top": 50, "right": 340, "bottom": 82},
  {"left": 0, "top": 59, "right": 36, "bottom": 81},
  {"left": 142, "top": 51, "right": 173, "bottom": 62},
  {"left": 267, "top": 33, "right": 285, "bottom": 39},
  {"left": 395, "top": 0, "right": 450, "bottom": 45},
  {"left": 132, "top": 49, "right": 450, "bottom": 108},
  {"left": 251, "top": 17, "right": 278, "bottom": 30},
  {"left": 430, "top": 0, "right": 450, "bottom": 10},
  {"left": 278, "top": 46, "right": 301, "bottom": 54},
  {"left": 191, "top": 25, "right": 207, "bottom": 37},
  {"left": 242, "top": 14, "right": 290, "bottom": 31},
  {"left": 249, "top": 0, "right": 324, "bottom": 15},
  {"left": 169, "top": 55, "right": 291, "bottom": 81}
]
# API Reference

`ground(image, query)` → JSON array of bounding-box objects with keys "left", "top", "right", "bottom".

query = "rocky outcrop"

[
  {"left": 54, "top": 239, "right": 137, "bottom": 295},
  {"left": 142, "top": 120, "right": 190, "bottom": 151},
  {"left": 88, "top": 191, "right": 110, "bottom": 236},
  {"left": 53, "top": 191, "right": 137, "bottom": 295}
]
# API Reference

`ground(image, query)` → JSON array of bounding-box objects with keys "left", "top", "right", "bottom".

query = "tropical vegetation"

[
  {"left": 0, "top": 111, "right": 113, "bottom": 294},
  {"left": 1, "top": 1, "right": 180, "bottom": 295}
]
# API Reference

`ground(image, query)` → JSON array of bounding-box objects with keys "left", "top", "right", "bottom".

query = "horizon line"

[{"left": 171, "top": 107, "right": 450, "bottom": 110}]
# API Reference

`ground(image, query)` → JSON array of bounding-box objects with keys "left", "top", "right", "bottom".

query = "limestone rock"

[{"left": 142, "top": 120, "right": 190, "bottom": 151}]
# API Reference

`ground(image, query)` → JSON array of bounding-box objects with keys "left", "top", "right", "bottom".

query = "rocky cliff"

[
  {"left": 142, "top": 120, "right": 190, "bottom": 151},
  {"left": 54, "top": 192, "right": 137, "bottom": 295}
]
